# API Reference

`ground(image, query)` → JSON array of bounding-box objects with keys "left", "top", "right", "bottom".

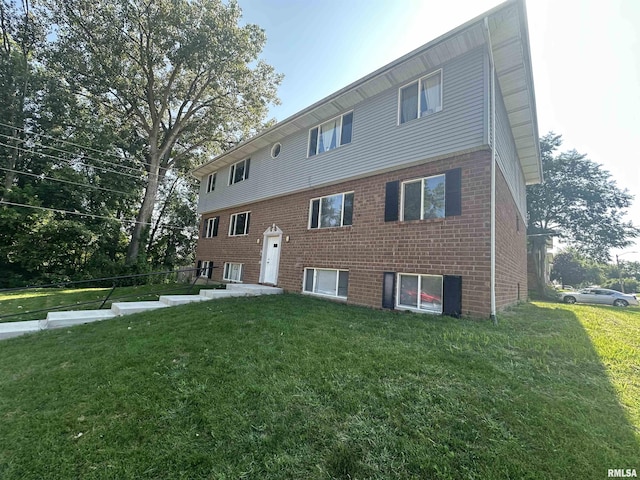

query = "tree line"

[
  {"left": 2, "top": 2, "right": 637, "bottom": 293},
  {"left": 0, "top": 0, "right": 281, "bottom": 287},
  {"left": 552, "top": 249, "right": 640, "bottom": 294}
]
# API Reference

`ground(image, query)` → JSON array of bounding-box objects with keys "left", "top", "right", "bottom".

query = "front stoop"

[{"left": 0, "top": 284, "right": 283, "bottom": 340}]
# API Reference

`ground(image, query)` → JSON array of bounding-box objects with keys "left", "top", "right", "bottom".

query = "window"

[
  {"left": 397, "top": 274, "right": 443, "bottom": 314},
  {"left": 229, "top": 158, "right": 250, "bottom": 185},
  {"left": 198, "top": 260, "right": 213, "bottom": 279},
  {"left": 385, "top": 168, "right": 461, "bottom": 222},
  {"left": 398, "top": 70, "right": 442, "bottom": 124},
  {"left": 229, "top": 211, "right": 250, "bottom": 236},
  {"left": 223, "top": 263, "right": 243, "bottom": 282},
  {"left": 206, "top": 173, "right": 216, "bottom": 193},
  {"left": 303, "top": 268, "right": 349, "bottom": 298},
  {"left": 203, "top": 217, "right": 218, "bottom": 238},
  {"left": 308, "top": 111, "right": 353, "bottom": 157},
  {"left": 401, "top": 174, "right": 445, "bottom": 221},
  {"left": 309, "top": 192, "right": 354, "bottom": 229},
  {"left": 271, "top": 143, "right": 281, "bottom": 158}
]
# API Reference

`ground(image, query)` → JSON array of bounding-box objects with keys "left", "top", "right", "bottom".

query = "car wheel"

[
  {"left": 564, "top": 296, "right": 576, "bottom": 304},
  {"left": 613, "top": 299, "right": 628, "bottom": 307}
]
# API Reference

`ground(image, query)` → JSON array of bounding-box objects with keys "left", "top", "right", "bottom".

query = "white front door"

[{"left": 263, "top": 236, "right": 280, "bottom": 284}]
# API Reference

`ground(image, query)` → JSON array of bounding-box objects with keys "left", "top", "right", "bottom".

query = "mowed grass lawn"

[
  {"left": 0, "top": 294, "right": 638, "bottom": 479},
  {"left": 0, "top": 282, "right": 198, "bottom": 322}
]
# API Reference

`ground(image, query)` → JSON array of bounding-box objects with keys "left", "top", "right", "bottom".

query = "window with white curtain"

[
  {"left": 399, "top": 70, "right": 442, "bottom": 124},
  {"left": 308, "top": 111, "right": 353, "bottom": 156}
]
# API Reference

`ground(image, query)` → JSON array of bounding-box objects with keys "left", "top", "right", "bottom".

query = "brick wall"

[
  {"left": 197, "top": 149, "right": 499, "bottom": 317},
  {"left": 495, "top": 168, "right": 528, "bottom": 309}
]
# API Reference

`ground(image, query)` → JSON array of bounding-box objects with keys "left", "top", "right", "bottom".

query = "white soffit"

[{"left": 489, "top": 1, "right": 542, "bottom": 184}]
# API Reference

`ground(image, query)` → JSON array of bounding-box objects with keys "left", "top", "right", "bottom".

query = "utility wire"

[
  {"left": 0, "top": 166, "right": 135, "bottom": 196},
  {"left": 0, "top": 131, "right": 149, "bottom": 177},
  {"left": 0, "top": 120, "right": 140, "bottom": 164},
  {"left": 0, "top": 122, "right": 201, "bottom": 183},
  {"left": 0, "top": 200, "right": 197, "bottom": 231},
  {"left": 0, "top": 140, "right": 147, "bottom": 181}
]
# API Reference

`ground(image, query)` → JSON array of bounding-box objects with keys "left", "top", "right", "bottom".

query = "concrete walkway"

[{"left": 0, "top": 284, "right": 283, "bottom": 340}]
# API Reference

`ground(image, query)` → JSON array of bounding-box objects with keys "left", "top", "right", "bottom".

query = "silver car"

[{"left": 562, "top": 288, "right": 639, "bottom": 307}]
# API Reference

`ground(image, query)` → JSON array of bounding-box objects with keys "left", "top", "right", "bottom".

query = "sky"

[{"left": 239, "top": 0, "right": 640, "bottom": 263}]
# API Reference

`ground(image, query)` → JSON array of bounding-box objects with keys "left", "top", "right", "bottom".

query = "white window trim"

[
  {"left": 308, "top": 191, "right": 354, "bottom": 229},
  {"left": 302, "top": 268, "right": 348, "bottom": 300},
  {"left": 400, "top": 174, "right": 446, "bottom": 221},
  {"left": 206, "top": 172, "right": 217, "bottom": 193},
  {"left": 271, "top": 143, "right": 282, "bottom": 158},
  {"left": 396, "top": 273, "right": 443, "bottom": 314},
  {"left": 228, "top": 158, "right": 249, "bottom": 185},
  {"left": 228, "top": 211, "right": 251, "bottom": 237},
  {"left": 199, "top": 261, "right": 213, "bottom": 278},
  {"left": 223, "top": 262, "right": 243, "bottom": 282},
  {"left": 307, "top": 110, "right": 353, "bottom": 158},
  {"left": 204, "top": 217, "right": 217, "bottom": 238},
  {"left": 397, "top": 69, "right": 443, "bottom": 125}
]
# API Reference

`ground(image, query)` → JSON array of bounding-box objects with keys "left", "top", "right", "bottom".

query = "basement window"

[{"left": 303, "top": 268, "right": 349, "bottom": 299}]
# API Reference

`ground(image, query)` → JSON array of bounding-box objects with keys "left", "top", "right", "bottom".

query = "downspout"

[{"left": 485, "top": 17, "right": 498, "bottom": 324}]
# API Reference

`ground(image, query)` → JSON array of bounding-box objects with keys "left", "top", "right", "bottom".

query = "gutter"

[{"left": 484, "top": 17, "right": 498, "bottom": 324}]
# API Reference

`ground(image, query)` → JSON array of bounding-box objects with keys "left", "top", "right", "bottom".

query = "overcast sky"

[{"left": 240, "top": 0, "right": 640, "bottom": 262}]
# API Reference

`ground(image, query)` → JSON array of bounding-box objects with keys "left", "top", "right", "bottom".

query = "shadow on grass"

[{"left": 0, "top": 295, "right": 637, "bottom": 479}]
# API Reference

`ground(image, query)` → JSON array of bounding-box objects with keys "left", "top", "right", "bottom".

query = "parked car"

[{"left": 561, "top": 288, "right": 639, "bottom": 307}]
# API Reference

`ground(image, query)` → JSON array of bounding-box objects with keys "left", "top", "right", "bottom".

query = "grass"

[
  {"left": 0, "top": 282, "right": 206, "bottom": 322},
  {"left": 0, "top": 294, "right": 638, "bottom": 479}
]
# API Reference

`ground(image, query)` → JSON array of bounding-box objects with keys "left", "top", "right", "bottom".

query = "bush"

[{"left": 602, "top": 277, "right": 639, "bottom": 294}]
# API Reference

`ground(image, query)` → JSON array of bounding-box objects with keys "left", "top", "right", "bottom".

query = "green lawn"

[
  {"left": 0, "top": 282, "right": 203, "bottom": 322},
  {"left": 0, "top": 295, "right": 638, "bottom": 479}
]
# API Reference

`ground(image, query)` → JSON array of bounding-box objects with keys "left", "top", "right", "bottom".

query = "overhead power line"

[
  {"left": 0, "top": 131, "right": 148, "bottom": 177},
  {"left": 0, "top": 140, "right": 147, "bottom": 181},
  {"left": 0, "top": 200, "right": 196, "bottom": 231},
  {"left": 0, "top": 120, "right": 138, "bottom": 164},
  {"left": 0, "top": 166, "right": 135, "bottom": 196}
]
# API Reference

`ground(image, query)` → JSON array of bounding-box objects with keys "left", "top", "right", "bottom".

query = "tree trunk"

[
  {"left": 529, "top": 236, "right": 549, "bottom": 297},
  {"left": 146, "top": 176, "right": 178, "bottom": 255},
  {"left": 125, "top": 163, "right": 162, "bottom": 264}
]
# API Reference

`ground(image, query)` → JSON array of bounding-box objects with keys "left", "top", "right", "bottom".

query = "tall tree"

[
  {"left": 42, "top": 0, "right": 281, "bottom": 263},
  {"left": 0, "top": 0, "right": 41, "bottom": 200},
  {"left": 527, "top": 133, "right": 639, "bottom": 295}
]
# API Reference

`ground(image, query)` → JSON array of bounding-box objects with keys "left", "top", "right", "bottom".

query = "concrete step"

[
  {"left": 0, "top": 320, "right": 42, "bottom": 340},
  {"left": 111, "top": 301, "right": 168, "bottom": 316},
  {"left": 159, "top": 295, "right": 212, "bottom": 306},
  {"left": 1, "top": 284, "right": 285, "bottom": 341},
  {"left": 227, "top": 284, "right": 284, "bottom": 295},
  {"left": 198, "top": 289, "right": 253, "bottom": 299},
  {"left": 44, "top": 310, "right": 117, "bottom": 329}
]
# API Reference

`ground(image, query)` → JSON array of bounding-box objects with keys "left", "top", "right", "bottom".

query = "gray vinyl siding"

[
  {"left": 198, "top": 47, "right": 486, "bottom": 215},
  {"left": 494, "top": 76, "right": 527, "bottom": 219}
]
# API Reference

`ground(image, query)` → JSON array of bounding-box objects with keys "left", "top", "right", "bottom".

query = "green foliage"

[
  {"left": 528, "top": 133, "right": 639, "bottom": 263},
  {"left": 41, "top": 0, "right": 282, "bottom": 262},
  {"left": 551, "top": 249, "right": 604, "bottom": 288},
  {"left": 1, "top": 0, "right": 281, "bottom": 285},
  {"left": 0, "top": 296, "right": 638, "bottom": 477},
  {"left": 602, "top": 277, "right": 639, "bottom": 294}
]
